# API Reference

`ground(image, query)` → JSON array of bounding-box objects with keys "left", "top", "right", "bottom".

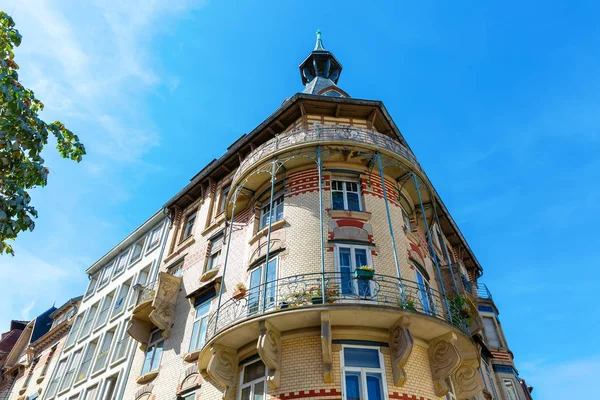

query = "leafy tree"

[{"left": 1, "top": 12, "right": 85, "bottom": 255}]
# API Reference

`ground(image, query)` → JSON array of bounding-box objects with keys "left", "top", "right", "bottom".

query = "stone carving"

[
  {"left": 321, "top": 312, "right": 333, "bottom": 383},
  {"left": 149, "top": 272, "right": 182, "bottom": 334},
  {"left": 207, "top": 345, "right": 238, "bottom": 400},
  {"left": 428, "top": 332, "right": 461, "bottom": 397},
  {"left": 452, "top": 358, "right": 484, "bottom": 399},
  {"left": 257, "top": 320, "right": 282, "bottom": 389},
  {"left": 388, "top": 316, "right": 414, "bottom": 386}
]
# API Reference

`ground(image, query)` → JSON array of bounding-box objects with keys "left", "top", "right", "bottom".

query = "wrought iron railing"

[
  {"left": 206, "top": 272, "right": 468, "bottom": 342},
  {"left": 233, "top": 126, "right": 422, "bottom": 184},
  {"left": 134, "top": 280, "right": 157, "bottom": 307},
  {"left": 477, "top": 283, "right": 493, "bottom": 300}
]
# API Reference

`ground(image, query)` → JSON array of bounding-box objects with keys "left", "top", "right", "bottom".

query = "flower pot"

[
  {"left": 232, "top": 288, "right": 246, "bottom": 300},
  {"left": 311, "top": 296, "right": 323, "bottom": 305},
  {"left": 354, "top": 269, "right": 374, "bottom": 280}
]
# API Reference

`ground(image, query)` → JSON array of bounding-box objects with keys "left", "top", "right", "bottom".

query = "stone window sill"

[
  {"left": 183, "top": 349, "right": 201, "bottom": 363},
  {"left": 248, "top": 219, "right": 286, "bottom": 246},
  {"left": 36, "top": 375, "right": 45, "bottom": 384},
  {"left": 327, "top": 209, "right": 371, "bottom": 221},
  {"left": 137, "top": 370, "right": 159, "bottom": 384},
  {"left": 200, "top": 268, "right": 219, "bottom": 283},
  {"left": 202, "top": 213, "right": 225, "bottom": 236}
]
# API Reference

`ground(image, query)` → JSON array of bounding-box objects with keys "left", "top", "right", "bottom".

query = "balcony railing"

[
  {"left": 205, "top": 272, "right": 469, "bottom": 342},
  {"left": 477, "top": 283, "right": 493, "bottom": 300},
  {"left": 134, "top": 280, "right": 157, "bottom": 307},
  {"left": 233, "top": 126, "right": 422, "bottom": 184}
]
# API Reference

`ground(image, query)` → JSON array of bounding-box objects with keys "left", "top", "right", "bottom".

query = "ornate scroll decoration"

[
  {"left": 206, "top": 344, "right": 238, "bottom": 400},
  {"left": 257, "top": 320, "right": 282, "bottom": 389},
  {"left": 321, "top": 312, "right": 333, "bottom": 383},
  {"left": 428, "top": 332, "right": 461, "bottom": 397},
  {"left": 453, "top": 358, "right": 484, "bottom": 399},
  {"left": 149, "top": 272, "right": 182, "bottom": 336},
  {"left": 388, "top": 316, "right": 414, "bottom": 387}
]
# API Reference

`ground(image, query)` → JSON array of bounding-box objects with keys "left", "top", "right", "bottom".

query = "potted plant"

[
  {"left": 401, "top": 295, "right": 417, "bottom": 311},
  {"left": 286, "top": 290, "right": 309, "bottom": 307},
  {"left": 449, "top": 295, "right": 472, "bottom": 326},
  {"left": 232, "top": 283, "right": 247, "bottom": 300},
  {"left": 354, "top": 265, "right": 375, "bottom": 280},
  {"left": 309, "top": 286, "right": 323, "bottom": 304},
  {"left": 309, "top": 284, "right": 340, "bottom": 304}
]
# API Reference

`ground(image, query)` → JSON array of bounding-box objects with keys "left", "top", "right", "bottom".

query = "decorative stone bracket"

[
  {"left": 428, "top": 332, "right": 461, "bottom": 397},
  {"left": 257, "top": 320, "right": 282, "bottom": 389},
  {"left": 321, "top": 312, "right": 333, "bottom": 383},
  {"left": 149, "top": 272, "right": 182, "bottom": 334},
  {"left": 452, "top": 358, "right": 484, "bottom": 399},
  {"left": 207, "top": 344, "right": 239, "bottom": 400},
  {"left": 388, "top": 316, "right": 414, "bottom": 387}
]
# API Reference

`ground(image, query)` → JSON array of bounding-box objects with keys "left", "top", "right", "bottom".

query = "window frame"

[
  {"left": 111, "top": 280, "right": 132, "bottom": 319},
  {"left": 129, "top": 236, "right": 147, "bottom": 266},
  {"left": 75, "top": 339, "right": 98, "bottom": 384},
  {"left": 259, "top": 192, "right": 284, "bottom": 229},
  {"left": 141, "top": 330, "right": 164, "bottom": 376},
  {"left": 85, "top": 273, "right": 100, "bottom": 298},
  {"left": 100, "top": 374, "right": 119, "bottom": 400},
  {"left": 111, "top": 322, "right": 131, "bottom": 365},
  {"left": 113, "top": 250, "right": 130, "bottom": 278},
  {"left": 401, "top": 206, "right": 412, "bottom": 231},
  {"left": 334, "top": 244, "right": 373, "bottom": 298},
  {"left": 82, "top": 384, "right": 99, "bottom": 400},
  {"left": 503, "top": 378, "right": 520, "bottom": 400},
  {"left": 95, "top": 291, "right": 116, "bottom": 331},
  {"left": 98, "top": 262, "right": 115, "bottom": 289},
  {"left": 247, "top": 256, "right": 279, "bottom": 315},
  {"left": 331, "top": 178, "right": 363, "bottom": 212},
  {"left": 59, "top": 348, "right": 83, "bottom": 393},
  {"left": 92, "top": 327, "right": 115, "bottom": 375},
  {"left": 65, "top": 315, "right": 84, "bottom": 350},
  {"left": 188, "top": 297, "right": 213, "bottom": 353},
  {"left": 238, "top": 359, "right": 267, "bottom": 400},
  {"left": 46, "top": 357, "right": 68, "bottom": 399},
  {"left": 78, "top": 301, "right": 100, "bottom": 341},
  {"left": 147, "top": 224, "right": 163, "bottom": 253},
  {"left": 182, "top": 211, "right": 197, "bottom": 241},
  {"left": 340, "top": 345, "right": 389, "bottom": 400},
  {"left": 205, "top": 234, "right": 223, "bottom": 273},
  {"left": 219, "top": 185, "right": 231, "bottom": 214}
]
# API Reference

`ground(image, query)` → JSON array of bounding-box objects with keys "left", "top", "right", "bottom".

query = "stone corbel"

[
  {"left": 388, "top": 316, "right": 414, "bottom": 387},
  {"left": 207, "top": 345, "right": 238, "bottom": 400},
  {"left": 452, "top": 358, "right": 484, "bottom": 399},
  {"left": 148, "top": 272, "right": 182, "bottom": 337},
  {"left": 257, "top": 320, "right": 282, "bottom": 389},
  {"left": 428, "top": 332, "right": 461, "bottom": 397},
  {"left": 321, "top": 312, "right": 333, "bottom": 383}
]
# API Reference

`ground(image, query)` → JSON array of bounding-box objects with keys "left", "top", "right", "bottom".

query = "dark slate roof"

[
  {"left": 30, "top": 307, "right": 56, "bottom": 343},
  {"left": 0, "top": 329, "right": 23, "bottom": 354},
  {"left": 302, "top": 76, "right": 338, "bottom": 95}
]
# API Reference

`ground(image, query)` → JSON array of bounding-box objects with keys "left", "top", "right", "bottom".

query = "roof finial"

[{"left": 314, "top": 29, "right": 325, "bottom": 51}]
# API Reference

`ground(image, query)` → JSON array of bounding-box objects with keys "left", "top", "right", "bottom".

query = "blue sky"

[{"left": 1, "top": 0, "right": 598, "bottom": 398}]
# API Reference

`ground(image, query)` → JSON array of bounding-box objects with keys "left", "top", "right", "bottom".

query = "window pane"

[
  {"left": 253, "top": 380, "right": 265, "bottom": 400},
  {"left": 347, "top": 192, "right": 361, "bottom": 211},
  {"left": 366, "top": 373, "right": 384, "bottom": 400},
  {"left": 189, "top": 320, "right": 200, "bottom": 352},
  {"left": 339, "top": 248, "right": 352, "bottom": 295},
  {"left": 344, "top": 347, "right": 380, "bottom": 368},
  {"left": 151, "top": 341, "right": 163, "bottom": 371},
  {"left": 345, "top": 372, "right": 361, "bottom": 400},
  {"left": 142, "top": 349, "right": 153, "bottom": 375},
  {"left": 243, "top": 360, "right": 266, "bottom": 384},
  {"left": 241, "top": 387, "right": 251, "bottom": 400},
  {"left": 332, "top": 191, "right": 345, "bottom": 210}
]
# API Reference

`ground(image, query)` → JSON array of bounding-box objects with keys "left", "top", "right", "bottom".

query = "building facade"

[
  {"left": 0, "top": 321, "right": 28, "bottom": 399},
  {"left": 40, "top": 212, "right": 168, "bottom": 400},
  {"left": 2, "top": 298, "right": 81, "bottom": 400},
  {"left": 121, "top": 33, "right": 533, "bottom": 400}
]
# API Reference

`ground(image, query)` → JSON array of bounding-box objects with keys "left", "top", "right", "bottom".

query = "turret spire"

[{"left": 314, "top": 29, "right": 325, "bottom": 51}]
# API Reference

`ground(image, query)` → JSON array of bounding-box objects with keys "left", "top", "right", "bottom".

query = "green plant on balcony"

[
  {"left": 400, "top": 294, "right": 417, "bottom": 311},
  {"left": 284, "top": 290, "right": 310, "bottom": 308},
  {"left": 309, "top": 283, "right": 340, "bottom": 304},
  {"left": 232, "top": 283, "right": 247, "bottom": 300},
  {"left": 449, "top": 294, "right": 472, "bottom": 326},
  {"left": 354, "top": 265, "right": 375, "bottom": 280}
]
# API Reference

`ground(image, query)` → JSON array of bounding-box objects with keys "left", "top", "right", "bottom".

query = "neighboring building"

[
  {"left": 2, "top": 298, "right": 81, "bottom": 400},
  {"left": 121, "top": 32, "right": 533, "bottom": 400},
  {"left": 0, "top": 321, "right": 28, "bottom": 399},
  {"left": 41, "top": 211, "right": 168, "bottom": 400}
]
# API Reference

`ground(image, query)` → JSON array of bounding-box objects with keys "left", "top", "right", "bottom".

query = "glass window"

[
  {"left": 130, "top": 266, "right": 151, "bottom": 308},
  {"left": 79, "top": 302, "right": 99, "bottom": 339},
  {"left": 401, "top": 207, "right": 412, "bottom": 231},
  {"left": 60, "top": 349, "right": 83, "bottom": 392},
  {"left": 503, "top": 379, "right": 519, "bottom": 400},
  {"left": 169, "top": 262, "right": 184, "bottom": 277},
  {"left": 206, "top": 235, "right": 223, "bottom": 272},
  {"left": 141, "top": 330, "right": 164, "bottom": 375},
  {"left": 93, "top": 329, "right": 115, "bottom": 373},
  {"left": 82, "top": 385, "right": 99, "bottom": 400},
  {"left": 112, "top": 323, "right": 131, "bottom": 363},
  {"left": 332, "top": 180, "right": 362, "bottom": 211},
  {"left": 260, "top": 193, "right": 284, "bottom": 229},
  {"left": 183, "top": 212, "right": 197, "bottom": 240},
  {"left": 75, "top": 340, "right": 97, "bottom": 383},
  {"left": 85, "top": 274, "right": 99, "bottom": 297},
  {"left": 239, "top": 359, "right": 267, "bottom": 400},
  {"left": 95, "top": 291, "right": 115, "bottom": 329},
  {"left": 219, "top": 185, "right": 230, "bottom": 213},
  {"left": 99, "top": 262, "right": 115, "bottom": 286},
  {"left": 414, "top": 265, "right": 434, "bottom": 315},
  {"left": 342, "top": 347, "right": 386, "bottom": 400},
  {"left": 46, "top": 358, "right": 67, "bottom": 398},
  {"left": 483, "top": 317, "right": 501, "bottom": 348},
  {"left": 65, "top": 315, "right": 84, "bottom": 349},
  {"left": 188, "top": 299, "right": 212, "bottom": 352},
  {"left": 112, "top": 281, "right": 131, "bottom": 318},
  {"left": 101, "top": 375, "right": 118, "bottom": 400},
  {"left": 179, "top": 392, "right": 197, "bottom": 400},
  {"left": 130, "top": 237, "right": 146, "bottom": 265},
  {"left": 148, "top": 225, "right": 163, "bottom": 249},
  {"left": 113, "top": 251, "right": 129, "bottom": 276},
  {"left": 336, "top": 245, "right": 372, "bottom": 297},
  {"left": 247, "top": 257, "right": 277, "bottom": 315}
]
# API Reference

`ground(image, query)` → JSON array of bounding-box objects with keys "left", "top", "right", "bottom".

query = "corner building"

[{"left": 124, "top": 33, "right": 532, "bottom": 400}]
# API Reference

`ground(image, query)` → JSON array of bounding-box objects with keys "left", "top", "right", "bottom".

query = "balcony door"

[
  {"left": 335, "top": 245, "right": 373, "bottom": 298},
  {"left": 414, "top": 265, "right": 434, "bottom": 315},
  {"left": 247, "top": 257, "right": 278, "bottom": 315}
]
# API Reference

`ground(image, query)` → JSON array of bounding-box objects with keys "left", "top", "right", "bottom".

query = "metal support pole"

[
  {"left": 261, "top": 159, "right": 278, "bottom": 313},
  {"left": 213, "top": 188, "right": 239, "bottom": 335},
  {"left": 375, "top": 154, "right": 405, "bottom": 303},
  {"left": 431, "top": 196, "right": 460, "bottom": 296},
  {"left": 317, "top": 147, "right": 326, "bottom": 302},
  {"left": 411, "top": 172, "right": 452, "bottom": 323}
]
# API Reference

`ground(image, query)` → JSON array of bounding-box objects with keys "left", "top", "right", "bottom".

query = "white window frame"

[
  {"left": 503, "top": 378, "right": 519, "bottom": 400},
  {"left": 205, "top": 235, "right": 223, "bottom": 272},
  {"left": 130, "top": 266, "right": 151, "bottom": 309},
  {"left": 92, "top": 328, "right": 115, "bottom": 375},
  {"left": 111, "top": 322, "right": 130, "bottom": 365},
  {"left": 99, "top": 374, "right": 119, "bottom": 400},
  {"left": 331, "top": 178, "right": 363, "bottom": 211},
  {"left": 82, "top": 384, "right": 99, "bottom": 400},
  {"left": 46, "top": 357, "right": 67, "bottom": 399},
  {"left": 219, "top": 185, "right": 230, "bottom": 214},
  {"left": 59, "top": 348, "right": 83, "bottom": 393},
  {"left": 75, "top": 339, "right": 97, "bottom": 384},
  {"left": 65, "top": 315, "right": 84, "bottom": 350},
  {"left": 247, "top": 256, "right": 279, "bottom": 315},
  {"left": 85, "top": 273, "right": 100, "bottom": 298},
  {"left": 95, "top": 291, "right": 115, "bottom": 331},
  {"left": 111, "top": 280, "right": 132, "bottom": 319},
  {"left": 147, "top": 224, "right": 163, "bottom": 253},
  {"left": 113, "top": 250, "right": 130, "bottom": 278},
  {"left": 238, "top": 359, "right": 267, "bottom": 400},
  {"left": 129, "top": 236, "right": 147, "bottom": 267},
  {"left": 401, "top": 206, "right": 412, "bottom": 231},
  {"left": 334, "top": 244, "right": 374, "bottom": 298},
  {"left": 182, "top": 212, "right": 197, "bottom": 240},
  {"left": 98, "top": 262, "right": 115, "bottom": 288},
  {"left": 78, "top": 302, "right": 100, "bottom": 341},
  {"left": 340, "top": 345, "right": 389, "bottom": 400},
  {"left": 259, "top": 192, "right": 284, "bottom": 229},
  {"left": 141, "top": 330, "right": 164, "bottom": 375},
  {"left": 188, "top": 298, "right": 212, "bottom": 352},
  {"left": 483, "top": 316, "right": 502, "bottom": 348}
]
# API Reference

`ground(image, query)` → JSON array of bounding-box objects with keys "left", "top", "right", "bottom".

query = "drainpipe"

[{"left": 113, "top": 209, "right": 171, "bottom": 400}]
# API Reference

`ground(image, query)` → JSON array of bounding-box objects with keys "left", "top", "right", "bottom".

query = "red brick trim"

[
  {"left": 389, "top": 393, "right": 430, "bottom": 400},
  {"left": 275, "top": 388, "right": 341, "bottom": 399}
]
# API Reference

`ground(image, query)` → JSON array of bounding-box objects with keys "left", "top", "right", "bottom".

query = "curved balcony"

[
  {"left": 206, "top": 272, "right": 469, "bottom": 344},
  {"left": 233, "top": 126, "right": 422, "bottom": 187}
]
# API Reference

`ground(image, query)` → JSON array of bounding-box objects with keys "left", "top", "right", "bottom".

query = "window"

[
  {"left": 169, "top": 262, "right": 184, "bottom": 277},
  {"left": 76, "top": 339, "right": 97, "bottom": 383},
  {"left": 52, "top": 311, "right": 68, "bottom": 329},
  {"left": 113, "top": 251, "right": 129, "bottom": 276},
  {"left": 332, "top": 179, "right": 362, "bottom": 211},
  {"left": 148, "top": 225, "right": 163, "bottom": 250},
  {"left": 60, "top": 349, "right": 83, "bottom": 392},
  {"left": 67, "top": 394, "right": 79, "bottom": 400},
  {"left": 401, "top": 207, "right": 412, "bottom": 231},
  {"left": 248, "top": 257, "right": 278, "bottom": 315},
  {"left": 79, "top": 302, "right": 99, "bottom": 340},
  {"left": 65, "top": 315, "right": 84, "bottom": 349},
  {"left": 130, "top": 266, "right": 151, "bottom": 308},
  {"left": 100, "top": 375, "right": 118, "bottom": 400},
  {"left": 95, "top": 292, "right": 115, "bottom": 329},
  {"left": 414, "top": 263, "right": 434, "bottom": 315},
  {"left": 141, "top": 330, "right": 164, "bottom": 375},
  {"left": 130, "top": 237, "right": 146, "bottom": 265},
  {"left": 85, "top": 273, "right": 99, "bottom": 297},
  {"left": 335, "top": 245, "right": 372, "bottom": 297},
  {"left": 112, "top": 323, "right": 130, "bottom": 363},
  {"left": 112, "top": 281, "right": 131, "bottom": 318},
  {"left": 188, "top": 297, "right": 213, "bottom": 352},
  {"left": 93, "top": 329, "right": 115, "bottom": 373},
  {"left": 483, "top": 358, "right": 499, "bottom": 400},
  {"left": 46, "top": 358, "right": 67, "bottom": 398},
  {"left": 503, "top": 379, "right": 519, "bottom": 400},
  {"left": 40, "top": 345, "right": 58, "bottom": 378},
  {"left": 341, "top": 346, "right": 387, "bottom": 400},
  {"left": 260, "top": 193, "right": 284, "bottom": 229},
  {"left": 219, "top": 185, "right": 230, "bottom": 213},
  {"left": 206, "top": 235, "right": 223, "bottom": 272},
  {"left": 183, "top": 212, "right": 197, "bottom": 240},
  {"left": 179, "top": 392, "right": 197, "bottom": 400},
  {"left": 445, "top": 377, "right": 457, "bottom": 400},
  {"left": 239, "top": 359, "right": 267, "bottom": 400},
  {"left": 483, "top": 317, "right": 501, "bottom": 348},
  {"left": 82, "top": 385, "right": 99, "bottom": 400},
  {"left": 99, "top": 262, "right": 115, "bottom": 287}
]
